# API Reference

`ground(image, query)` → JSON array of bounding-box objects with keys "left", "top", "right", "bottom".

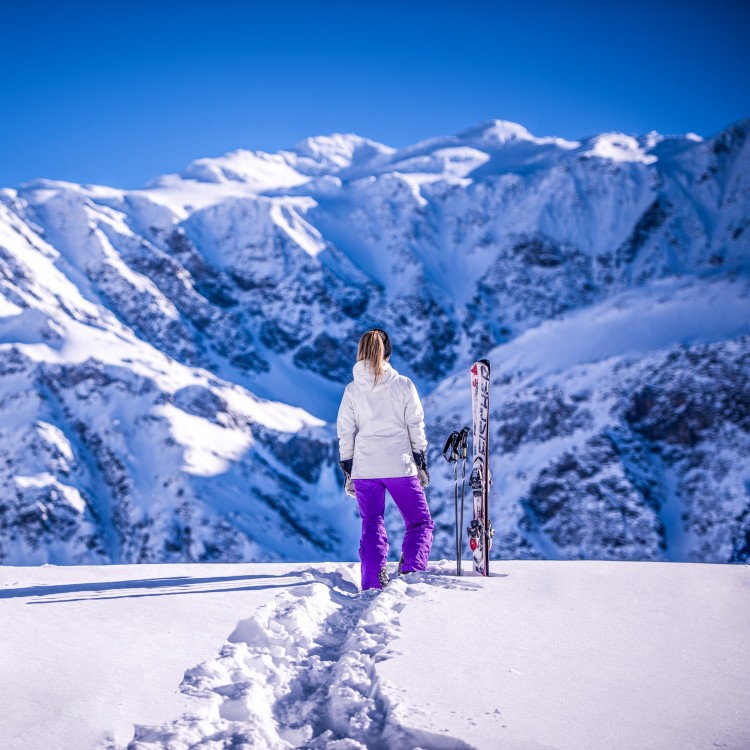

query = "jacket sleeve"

[
  {"left": 404, "top": 379, "right": 427, "bottom": 453},
  {"left": 336, "top": 385, "right": 356, "bottom": 460}
]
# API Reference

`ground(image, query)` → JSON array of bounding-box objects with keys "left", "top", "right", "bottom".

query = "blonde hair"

[{"left": 357, "top": 330, "right": 388, "bottom": 384}]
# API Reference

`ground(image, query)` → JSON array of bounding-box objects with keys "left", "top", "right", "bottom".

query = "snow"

[
  {"left": 140, "top": 175, "right": 299, "bottom": 217},
  {"left": 155, "top": 404, "right": 254, "bottom": 477},
  {"left": 0, "top": 293, "right": 24, "bottom": 317},
  {"left": 182, "top": 150, "right": 310, "bottom": 191},
  {"left": 93, "top": 225, "right": 180, "bottom": 321},
  {"left": 14, "top": 474, "right": 87, "bottom": 512},
  {"left": 220, "top": 384, "right": 326, "bottom": 433},
  {"left": 125, "top": 118, "right": 657, "bottom": 217},
  {"left": 381, "top": 561, "right": 750, "bottom": 750},
  {"left": 36, "top": 421, "right": 74, "bottom": 461},
  {"left": 433, "top": 146, "right": 492, "bottom": 176},
  {"left": 0, "top": 563, "right": 310, "bottom": 749},
  {"left": 270, "top": 201, "right": 327, "bottom": 258},
  {"left": 0, "top": 200, "right": 103, "bottom": 323},
  {"left": 1, "top": 560, "right": 748, "bottom": 749},
  {"left": 291, "top": 133, "right": 395, "bottom": 172},
  {"left": 6, "top": 299, "right": 322, "bottom": 437},
  {"left": 486, "top": 273, "right": 750, "bottom": 383},
  {"left": 0, "top": 307, "right": 60, "bottom": 347},
  {"left": 430, "top": 271, "right": 750, "bottom": 424},
  {"left": 582, "top": 133, "right": 658, "bottom": 164},
  {"left": 457, "top": 120, "right": 580, "bottom": 151},
  {"left": 137, "top": 135, "right": 395, "bottom": 215}
]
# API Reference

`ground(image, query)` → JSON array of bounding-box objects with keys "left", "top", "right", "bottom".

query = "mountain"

[{"left": 0, "top": 118, "right": 748, "bottom": 565}]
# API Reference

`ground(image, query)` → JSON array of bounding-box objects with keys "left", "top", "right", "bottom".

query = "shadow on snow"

[{"left": 2, "top": 571, "right": 309, "bottom": 604}]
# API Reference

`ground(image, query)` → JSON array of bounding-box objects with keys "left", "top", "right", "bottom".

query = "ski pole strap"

[
  {"left": 443, "top": 431, "right": 460, "bottom": 462},
  {"left": 443, "top": 428, "right": 470, "bottom": 462},
  {"left": 457, "top": 426, "right": 469, "bottom": 459}
]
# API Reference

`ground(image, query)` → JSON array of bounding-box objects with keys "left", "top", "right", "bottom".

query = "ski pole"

[
  {"left": 442, "top": 431, "right": 461, "bottom": 575},
  {"left": 457, "top": 427, "right": 469, "bottom": 577}
]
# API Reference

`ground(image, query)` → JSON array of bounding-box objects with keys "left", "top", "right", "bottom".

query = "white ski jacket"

[{"left": 337, "top": 361, "right": 427, "bottom": 480}]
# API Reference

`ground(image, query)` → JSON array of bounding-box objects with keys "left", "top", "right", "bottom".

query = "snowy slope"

[
  {"left": 1, "top": 117, "right": 749, "bottom": 565},
  {"left": 0, "top": 188, "right": 361, "bottom": 564},
  {"left": 423, "top": 272, "right": 750, "bottom": 563},
  {"left": 1, "top": 561, "right": 748, "bottom": 749},
  {"left": 7, "top": 118, "right": 750, "bottom": 408}
]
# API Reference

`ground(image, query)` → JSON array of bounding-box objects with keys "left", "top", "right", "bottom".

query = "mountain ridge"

[{"left": 1, "top": 116, "right": 748, "bottom": 565}]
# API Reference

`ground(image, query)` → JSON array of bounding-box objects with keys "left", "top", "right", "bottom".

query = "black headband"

[{"left": 368, "top": 328, "right": 392, "bottom": 359}]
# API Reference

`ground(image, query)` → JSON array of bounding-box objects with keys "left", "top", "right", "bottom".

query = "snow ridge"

[{"left": 126, "top": 565, "right": 477, "bottom": 750}]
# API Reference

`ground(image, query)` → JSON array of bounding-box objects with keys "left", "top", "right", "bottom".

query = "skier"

[{"left": 337, "top": 328, "right": 434, "bottom": 591}]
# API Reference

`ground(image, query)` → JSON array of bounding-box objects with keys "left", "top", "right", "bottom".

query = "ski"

[{"left": 469, "top": 359, "right": 493, "bottom": 575}]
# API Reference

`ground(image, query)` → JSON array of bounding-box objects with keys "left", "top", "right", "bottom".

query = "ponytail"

[{"left": 357, "top": 329, "right": 391, "bottom": 385}]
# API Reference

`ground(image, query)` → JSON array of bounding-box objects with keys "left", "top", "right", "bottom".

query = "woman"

[{"left": 337, "top": 328, "right": 434, "bottom": 590}]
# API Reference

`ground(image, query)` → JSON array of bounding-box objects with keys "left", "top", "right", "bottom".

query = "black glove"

[
  {"left": 413, "top": 451, "right": 430, "bottom": 489},
  {"left": 339, "top": 459, "right": 355, "bottom": 498},
  {"left": 339, "top": 458, "right": 353, "bottom": 478}
]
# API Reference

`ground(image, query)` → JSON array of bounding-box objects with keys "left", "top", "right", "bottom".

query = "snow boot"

[{"left": 378, "top": 566, "right": 390, "bottom": 588}]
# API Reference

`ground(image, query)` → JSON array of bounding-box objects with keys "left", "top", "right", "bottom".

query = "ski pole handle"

[
  {"left": 443, "top": 431, "right": 459, "bottom": 462},
  {"left": 443, "top": 429, "right": 470, "bottom": 463},
  {"left": 458, "top": 426, "right": 469, "bottom": 459}
]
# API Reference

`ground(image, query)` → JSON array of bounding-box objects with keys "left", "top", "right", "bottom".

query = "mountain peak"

[
  {"left": 582, "top": 132, "right": 658, "bottom": 164},
  {"left": 291, "top": 133, "right": 394, "bottom": 171},
  {"left": 456, "top": 120, "right": 581, "bottom": 152},
  {"left": 178, "top": 148, "right": 308, "bottom": 189},
  {"left": 457, "top": 119, "right": 534, "bottom": 145}
]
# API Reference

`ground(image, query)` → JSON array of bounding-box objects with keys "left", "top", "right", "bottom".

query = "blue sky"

[{"left": 1, "top": 0, "right": 747, "bottom": 189}]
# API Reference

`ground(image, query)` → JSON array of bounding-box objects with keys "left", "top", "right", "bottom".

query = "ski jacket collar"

[{"left": 352, "top": 360, "right": 399, "bottom": 392}]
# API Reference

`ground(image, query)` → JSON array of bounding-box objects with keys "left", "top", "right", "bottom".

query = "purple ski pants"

[{"left": 352, "top": 476, "right": 434, "bottom": 590}]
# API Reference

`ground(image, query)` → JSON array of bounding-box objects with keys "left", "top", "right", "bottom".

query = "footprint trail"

[{"left": 125, "top": 564, "right": 477, "bottom": 749}]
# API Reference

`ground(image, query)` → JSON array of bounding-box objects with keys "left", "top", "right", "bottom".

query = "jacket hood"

[{"left": 353, "top": 360, "right": 399, "bottom": 392}]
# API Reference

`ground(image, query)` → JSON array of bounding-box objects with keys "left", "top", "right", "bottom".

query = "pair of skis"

[{"left": 443, "top": 359, "right": 494, "bottom": 576}]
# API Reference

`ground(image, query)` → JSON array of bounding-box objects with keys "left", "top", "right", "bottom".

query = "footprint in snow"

[{"left": 123, "top": 563, "right": 476, "bottom": 750}]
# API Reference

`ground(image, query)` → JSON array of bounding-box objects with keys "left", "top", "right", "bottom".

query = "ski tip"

[{"left": 471, "top": 359, "right": 491, "bottom": 373}]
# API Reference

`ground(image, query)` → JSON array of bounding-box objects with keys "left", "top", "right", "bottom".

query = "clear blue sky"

[{"left": 1, "top": 0, "right": 747, "bottom": 189}]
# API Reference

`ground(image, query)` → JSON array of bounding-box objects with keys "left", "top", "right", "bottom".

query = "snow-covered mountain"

[{"left": 1, "top": 118, "right": 748, "bottom": 565}]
